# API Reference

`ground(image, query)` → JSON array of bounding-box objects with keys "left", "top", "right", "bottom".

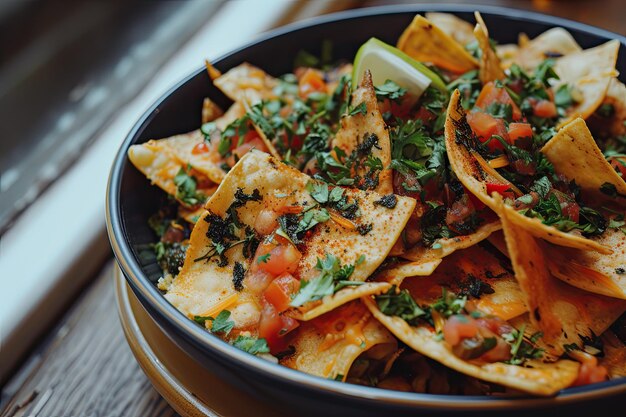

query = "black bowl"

[{"left": 107, "top": 4, "right": 626, "bottom": 416}]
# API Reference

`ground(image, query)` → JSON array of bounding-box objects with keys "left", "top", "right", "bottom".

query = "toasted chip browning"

[
  {"left": 362, "top": 296, "right": 580, "bottom": 396},
  {"left": 281, "top": 301, "right": 397, "bottom": 380},
  {"left": 165, "top": 151, "right": 416, "bottom": 327},
  {"left": 445, "top": 90, "right": 611, "bottom": 254},
  {"left": 397, "top": 15, "right": 478, "bottom": 74}
]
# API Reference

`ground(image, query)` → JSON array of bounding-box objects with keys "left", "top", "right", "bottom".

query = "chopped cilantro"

[
  {"left": 290, "top": 254, "right": 362, "bottom": 307},
  {"left": 347, "top": 102, "right": 367, "bottom": 117},
  {"left": 232, "top": 336, "right": 270, "bottom": 354},
  {"left": 374, "top": 80, "right": 407, "bottom": 103},
  {"left": 193, "top": 310, "right": 235, "bottom": 336},
  {"left": 174, "top": 166, "right": 206, "bottom": 206}
]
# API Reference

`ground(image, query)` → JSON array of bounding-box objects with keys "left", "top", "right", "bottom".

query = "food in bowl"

[{"left": 127, "top": 11, "right": 626, "bottom": 396}]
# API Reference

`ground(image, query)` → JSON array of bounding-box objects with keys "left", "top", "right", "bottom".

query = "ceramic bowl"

[{"left": 107, "top": 5, "right": 626, "bottom": 416}]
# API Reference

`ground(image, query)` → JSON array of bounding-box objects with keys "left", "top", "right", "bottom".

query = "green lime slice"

[{"left": 352, "top": 37, "right": 448, "bottom": 96}]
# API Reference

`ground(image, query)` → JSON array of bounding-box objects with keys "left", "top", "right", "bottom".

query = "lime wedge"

[{"left": 352, "top": 38, "right": 447, "bottom": 96}]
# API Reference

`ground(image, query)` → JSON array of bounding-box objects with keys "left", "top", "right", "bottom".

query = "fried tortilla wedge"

[
  {"left": 213, "top": 62, "right": 278, "bottom": 104},
  {"left": 554, "top": 40, "right": 620, "bottom": 126},
  {"left": 165, "top": 151, "right": 416, "bottom": 329},
  {"left": 541, "top": 117, "right": 626, "bottom": 204},
  {"left": 473, "top": 12, "right": 505, "bottom": 84},
  {"left": 401, "top": 220, "right": 502, "bottom": 265},
  {"left": 128, "top": 132, "right": 219, "bottom": 205},
  {"left": 499, "top": 195, "right": 626, "bottom": 355},
  {"left": 588, "top": 78, "right": 626, "bottom": 139},
  {"left": 394, "top": 244, "right": 527, "bottom": 321},
  {"left": 424, "top": 12, "right": 475, "bottom": 46},
  {"left": 362, "top": 295, "right": 579, "bottom": 396},
  {"left": 445, "top": 89, "right": 611, "bottom": 254},
  {"left": 514, "top": 28, "right": 581, "bottom": 71},
  {"left": 374, "top": 259, "right": 442, "bottom": 287},
  {"left": 281, "top": 300, "right": 397, "bottom": 381},
  {"left": 331, "top": 70, "right": 393, "bottom": 195},
  {"left": 397, "top": 15, "right": 478, "bottom": 74},
  {"left": 543, "top": 229, "right": 626, "bottom": 300}
]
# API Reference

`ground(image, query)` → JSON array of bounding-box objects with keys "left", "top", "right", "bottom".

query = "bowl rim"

[{"left": 106, "top": 3, "right": 626, "bottom": 409}]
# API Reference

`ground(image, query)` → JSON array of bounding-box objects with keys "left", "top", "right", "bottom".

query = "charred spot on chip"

[
  {"left": 357, "top": 223, "right": 373, "bottom": 235},
  {"left": 232, "top": 261, "right": 245, "bottom": 291},
  {"left": 457, "top": 274, "right": 495, "bottom": 299},
  {"left": 374, "top": 194, "right": 397, "bottom": 209}
]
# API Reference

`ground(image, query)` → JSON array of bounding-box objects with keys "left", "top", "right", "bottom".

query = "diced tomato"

[
  {"left": 480, "top": 337, "right": 512, "bottom": 362},
  {"left": 475, "top": 81, "right": 522, "bottom": 121},
  {"left": 298, "top": 68, "right": 326, "bottom": 98},
  {"left": 255, "top": 239, "right": 302, "bottom": 276},
  {"left": 263, "top": 273, "right": 300, "bottom": 312},
  {"left": 258, "top": 301, "right": 299, "bottom": 353},
  {"left": 550, "top": 190, "right": 580, "bottom": 223},
  {"left": 192, "top": 142, "right": 210, "bottom": 155},
  {"left": 533, "top": 99, "right": 557, "bottom": 118},
  {"left": 254, "top": 209, "right": 279, "bottom": 236},
  {"left": 562, "top": 201, "right": 580, "bottom": 223},
  {"left": 443, "top": 315, "right": 479, "bottom": 346},
  {"left": 464, "top": 186, "right": 487, "bottom": 211},
  {"left": 507, "top": 123, "right": 533, "bottom": 143},
  {"left": 486, "top": 182, "right": 513, "bottom": 198},
  {"left": 466, "top": 111, "right": 509, "bottom": 152},
  {"left": 572, "top": 353, "right": 608, "bottom": 386},
  {"left": 610, "top": 157, "right": 626, "bottom": 177},
  {"left": 245, "top": 269, "right": 274, "bottom": 296}
]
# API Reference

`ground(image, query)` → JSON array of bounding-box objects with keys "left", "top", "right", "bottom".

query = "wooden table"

[
  {"left": 1, "top": 261, "right": 178, "bottom": 417},
  {"left": 1, "top": 2, "right": 624, "bottom": 416}
]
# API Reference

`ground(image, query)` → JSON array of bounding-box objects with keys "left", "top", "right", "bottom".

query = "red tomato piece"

[
  {"left": 258, "top": 301, "right": 300, "bottom": 353},
  {"left": 572, "top": 354, "right": 608, "bottom": 386},
  {"left": 256, "top": 240, "right": 302, "bottom": 276},
  {"left": 610, "top": 157, "right": 626, "bottom": 177},
  {"left": 466, "top": 111, "right": 509, "bottom": 152},
  {"left": 263, "top": 273, "right": 300, "bottom": 312},
  {"left": 533, "top": 99, "right": 557, "bottom": 118},
  {"left": 443, "top": 315, "right": 479, "bottom": 346},
  {"left": 486, "top": 183, "right": 513, "bottom": 197},
  {"left": 192, "top": 142, "right": 210, "bottom": 155},
  {"left": 475, "top": 81, "right": 522, "bottom": 121},
  {"left": 463, "top": 186, "right": 487, "bottom": 211},
  {"left": 298, "top": 68, "right": 326, "bottom": 98},
  {"left": 507, "top": 123, "right": 533, "bottom": 143}
]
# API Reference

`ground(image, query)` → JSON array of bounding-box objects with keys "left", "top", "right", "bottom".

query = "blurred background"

[{"left": 0, "top": 0, "right": 624, "bottom": 412}]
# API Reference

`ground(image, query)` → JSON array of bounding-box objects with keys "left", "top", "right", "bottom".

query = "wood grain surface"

[{"left": 0, "top": 262, "right": 178, "bottom": 417}]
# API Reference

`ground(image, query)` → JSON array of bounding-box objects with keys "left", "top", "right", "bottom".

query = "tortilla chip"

[
  {"left": 499, "top": 196, "right": 626, "bottom": 355},
  {"left": 213, "top": 62, "right": 278, "bottom": 104},
  {"left": 202, "top": 97, "right": 224, "bottom": 124},
  {"left": 544, "top": 228, "right": 626, "bottom": 300},
  {"left": 165, "top": 151, "right": 416, "bottom": 328},
  {"left": 399, "top": 244, "right": 527, "bottom": 321},
  {"left": 374, "top": 259, "right": 442, "bottom": 287},
  {"left": 541, "top": 117, "right": 626, "bottom": 204},
  {"left": 515, "top": 28, "right": 581, "bottom": 71},
  {"left": 128, "top": 132, "right": 220, "bottom": 204},
  {"left": 397, "top": 15, "right": 478, "bottom": 74},
  {"left": 498, "top": 195, "right": 563, "bottom": 344},
  {"left": 401, "top": 220, "right": 502, "bottom": 265},
  {"left": 281, "top": 300, "right": 397, "bottom": 381},
  {"left": 497, "top": 43, "right": 520, "bottom": 69},
  {"left": 214, "top": 102, "right": 246, "bottom": 131},
  {"left": 424, "top": 12, "right": 475, "bottom": 46},
  {"left": 587, "top": 78, "right": 626, "bottom": 142},
  {"left": 288, "top": 282, "right": 392, "bottom": 321},
  {"left": 445, "top": 89, "right": 611, "bottom": 254},
  {"left": 362, "top": 296, "right": 579, "bottom": 396},
  {"left": 554, "top": 40, "right": 620, "bottom": 126},
  {"left": 331, "top": 70, "right": 393, "bottom": 195},
  {"left": 473, "top": 12, "right": 505, "bottom": 84}
]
